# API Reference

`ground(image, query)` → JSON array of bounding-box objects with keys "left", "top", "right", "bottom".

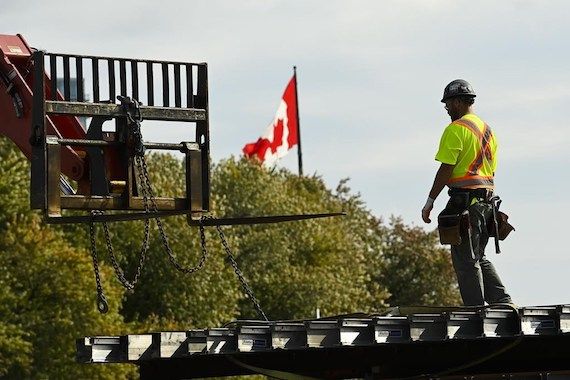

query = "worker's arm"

[{"left": 422, "top": 163, "right": 455, "bottom": 223}]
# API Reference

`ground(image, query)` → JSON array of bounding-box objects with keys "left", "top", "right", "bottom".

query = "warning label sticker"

[{"left": 8, "top": 46, "right": 24, "bottom": 55}]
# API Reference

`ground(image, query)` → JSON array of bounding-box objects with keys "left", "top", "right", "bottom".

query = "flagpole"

[{"left": 293, "top": 66, "right": 303, "bottom": 176}]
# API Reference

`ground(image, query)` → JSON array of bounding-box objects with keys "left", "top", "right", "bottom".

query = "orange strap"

[{"left": 453, "top": 119, "right": 493, "bottom": 176}]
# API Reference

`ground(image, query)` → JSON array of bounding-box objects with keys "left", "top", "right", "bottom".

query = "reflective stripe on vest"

[
  {"left": 450, "top": 118, "right": 495, "bottom": 188},
  {"left": 468, "top": 125, "right": 493, "bottom": 174},
  {"left": 448, "top": 175, "right": 494, "bottom": 189}
]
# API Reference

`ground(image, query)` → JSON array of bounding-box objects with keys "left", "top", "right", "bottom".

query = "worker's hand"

[{"left": 422, "top": 197, "right": 435, "bottom": 224}]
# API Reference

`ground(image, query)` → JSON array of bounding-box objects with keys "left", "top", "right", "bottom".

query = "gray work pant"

[{"left": 450, "top": 201, "right": 512, "bottom": 306}]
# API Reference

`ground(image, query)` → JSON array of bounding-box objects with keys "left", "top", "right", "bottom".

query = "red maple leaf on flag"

[{"left": 243, "top": 76, "right": 298, "bottom": 165}]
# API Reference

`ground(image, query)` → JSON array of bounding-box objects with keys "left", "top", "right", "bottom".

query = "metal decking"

[{"left": 77, "top": 305, "right": 570, "bottom": 379}]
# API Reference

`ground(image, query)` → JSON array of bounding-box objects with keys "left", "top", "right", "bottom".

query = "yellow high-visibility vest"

[{"left": 435, "top": 113, "right": 497, "bottom": 189}]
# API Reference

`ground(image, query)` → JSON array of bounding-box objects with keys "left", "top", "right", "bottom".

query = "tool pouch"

[
  {"left": 438, "top": 212, "right": 462, "bottom": 245},
  {"left": 438, "top": 210, "right": 469, "bottom": 245},
  {"left": 438, "top": 191, "right": 471, "bottom": 245},
  {"left": 488, "top": 210, "right": 515, "bottom": 241}
]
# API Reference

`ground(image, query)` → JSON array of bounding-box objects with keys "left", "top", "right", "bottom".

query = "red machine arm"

[{"left": 0, "top": 34, "right": 85, "bottom": 181}]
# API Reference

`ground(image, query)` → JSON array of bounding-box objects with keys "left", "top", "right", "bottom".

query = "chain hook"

[{"left": 97, "top": 293, "right": 109, "bottom": 314}]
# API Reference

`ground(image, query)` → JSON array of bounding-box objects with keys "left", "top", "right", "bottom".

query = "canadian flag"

[{"left": 242, "top": 76, "right": 299, "bottom": 165}]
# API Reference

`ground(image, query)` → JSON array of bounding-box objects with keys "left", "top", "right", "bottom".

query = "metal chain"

[
  {"left": 89, "top": 214, "right": 109, "bottom": 313},
  {"left": 89, "top": 97, "right": 271, "bottom": 317},
  {"left": 86, "top": 99, "right": 155, "bottom": 312},
  {"left": 101, "top": 211, "right": 150, "bottom": 292},
  {"left": 87, "top": 98, "right": 208, "bottom": 308},
  {"left": 129, "top": 99, "right": 208, "bottom": 274},
  {"left": 136, "top": 149, "right": 208, "bottom": 274},
  {"left": 90, "top": 154, "right": 153, "bottom": 293},
  {"left": 128, "top": 102, "right": 266, "bottom": 319},
  {"left": 213, "top": 220, "right": 268, "bottom": 321}
]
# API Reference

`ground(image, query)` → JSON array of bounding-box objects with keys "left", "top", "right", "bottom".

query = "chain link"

[
  {"left": 213, "top": 220, "right": 268, "bottom": 321},
  {"left": 101, "top": 212, "right": 149, "bottom": 292},
  {"left": 137, "top": 150, "right": 209, "bottom": 274},
  {"left": 89, "top": 215, "right": 108, "bottom": 313}
]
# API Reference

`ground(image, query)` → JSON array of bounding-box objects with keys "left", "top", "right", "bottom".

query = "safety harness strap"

[{"left": 452, "top": 118, "right": 494, "bottom": 180}]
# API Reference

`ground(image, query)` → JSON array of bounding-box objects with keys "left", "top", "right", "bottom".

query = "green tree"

[
  {"left": 376, "top": 217, "right": 461, "bottom": 306},
  {"left": 211, "top": 158, "right": 390, "bottom": 319},
  {"left": 0, "top": 137, "right": 135, "bottom": 379}
]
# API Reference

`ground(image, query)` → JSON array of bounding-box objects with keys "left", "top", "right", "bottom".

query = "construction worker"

[{"left": 421, "top": 79, "right": 513, "bottom": 306}]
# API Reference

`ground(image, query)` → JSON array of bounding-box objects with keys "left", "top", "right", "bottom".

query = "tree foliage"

[
  {"left": 377, "top": 217, "right": 461, "bottom": 306},
  {"left": 0, "top": 137, "right": 459, "bottom": 378},
  {"left": 211, "top": 158, "right": 390, "bottom": 319},
  {"left": 0, "top": 138, "right": 135, "bottom": 379}
]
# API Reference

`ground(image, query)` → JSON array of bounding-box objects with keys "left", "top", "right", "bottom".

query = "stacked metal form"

[{"left": 77, "top": 305, "right": 570, "bottom": 379}]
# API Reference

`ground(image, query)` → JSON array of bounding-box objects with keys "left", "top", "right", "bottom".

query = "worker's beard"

[{"left": 449, "top": 110, "right": 461, "bottom": 121}]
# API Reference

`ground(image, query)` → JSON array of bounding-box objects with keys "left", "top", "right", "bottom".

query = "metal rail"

[
  {"left": 46, "top": 101, "right": 206, "bottom": 121},
  {"left": 57, "top": 138, "right": 187, "bottom": 151},
  {"left": 45, "top": 52, "right": 206, "bottom": 109},
  {"left": 77, "top": 305, "right": 570, "bottom": 379}
]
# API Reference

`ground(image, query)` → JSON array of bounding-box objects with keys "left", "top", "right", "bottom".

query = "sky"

[{"left": 1, "top": 0, "right": 569, "bottom": 307}]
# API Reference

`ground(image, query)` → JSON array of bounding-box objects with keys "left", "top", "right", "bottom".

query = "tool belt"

[
  {"left": 437, "top": 189, "right": 475, "bottom": 247},
  {"left": 437, "top": 188, "right": 515, "bottom": 254}
]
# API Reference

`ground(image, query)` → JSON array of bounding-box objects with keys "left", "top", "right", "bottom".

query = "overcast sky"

[{"left": 2, "top": 0, "right": 569, "bottom": 307}]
